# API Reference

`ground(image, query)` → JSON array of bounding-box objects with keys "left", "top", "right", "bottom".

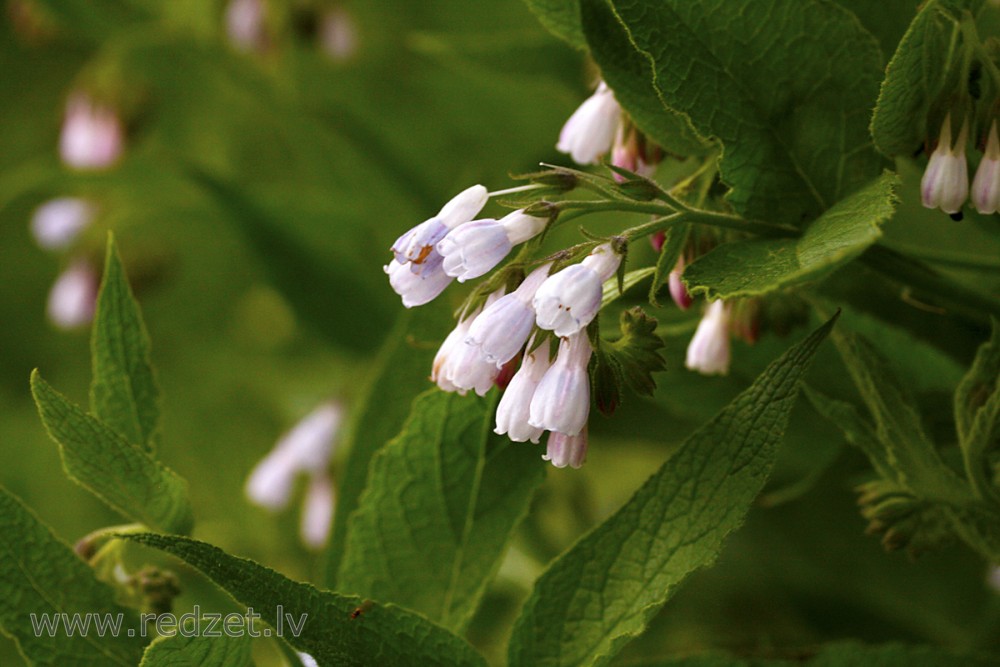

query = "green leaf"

[
  {"left": 520, "top": 0, "right": 586, "bottom": 49},
  {"left": 649, "top": 224, "right": 688, "bottom": 307},
  {"left": 90, "top": 234, "right": 161, "bottom": 453},
  {"left": 337, "top": 390, "right": 544, "bottom": 632},
  {"left": 580, "top": 0, "right": 884, "bottom": 225},
  {"left": 507, "top": 315, "right": 837, "bottom": 667},
  {"left": 31, "top": 371, "right": 194, "bottom": 534},
  {"left": 803, "top": 385, "right": 895, "bottom": 481},
  {"left": 835, "top": 0, "right": 921, "bottom": 61},
  {"left": 684, "top": 172, "right": 900, "bottom": 300},
  {"left": 577, "top": 0, "right": 709, "bottom": 156},
  {"left": 828, "top": 326, "right": 971, "bottom": 504},
  {"left": 139, "top": 618, "right": 252, "bottom": 667},
  {"left": 870, "top": 1, "right": 981, "bottom": 157},
  {"left": 955, "top": 322, "right": 1000, "bottom": 445},
  {"left": 604, "top": 307, "right": 666, "bottom": 396},
  {"left": 125, "top": 533, "right": 487, "bottom": 667},
  {"left": 626, "top": 640, "right": 1000, "bottom": 666},
  {"left": 324, "top": 304, "right": 452, "bottom": 587},
  {"left": 601, "top": 267, "right": 654, "bottom": 307},
  {"left": 0, "top": 486, "right": 145, "bottom": 667}
]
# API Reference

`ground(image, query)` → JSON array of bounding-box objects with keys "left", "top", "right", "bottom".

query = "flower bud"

[
  {"left": 30, "top": 197, "right": 95, "bottom": 251},
  {"left": 225, "top": 0, "right": 268, "bottom": 52},
  {"left": 685, "top": 300, "right": 731, "bottom": 376},
  {"left": 529, "top": 332, "right": 592, "bottom": 436},
  {"left": 556, "top": 81, "right": 622, "bottom": 165},
  {"left": 47, "top": 259, "right": 97, "bottom": 329},
  {"left": 668, "top": 257, "right": 693, "bottom": 311},
  {"left": 543, "top": 428, "right": 588, "bottom": 469}
]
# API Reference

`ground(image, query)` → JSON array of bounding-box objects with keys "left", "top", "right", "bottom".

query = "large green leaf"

[
  {"left": 31, "top": 371, "right": 193, "bottom": 534},
  {"left": 324, "top": 304, "right": 452, "bottom": 586},
  {"left": 683, "top": 172, "right": 900, "bottom": 300},
  {"left": 139, "top": 619, "right": 252, "bottom": 667},
  {"left": 337, "top": 390, "right": 544, "bottom": 632},
  {"left": 90, "top": 234, "right": 161, "bottom": 453},
  {"left": 582, "top": 0, "right": 884, "bottom": 225},
  {"left": 506, "top": 316, "right": 837, "bottom": 667},
  {"left": 125, "top": 533, "right": 487, "bottom": 667},
  {"left": 0, "top": 487, "right": 145, "bottom": 666},
  {"left": 835, "top": 0, "right": 921, "bottom": 61},
  {"left": 871, "top": 0, "right": 982, "bottom": 157}
]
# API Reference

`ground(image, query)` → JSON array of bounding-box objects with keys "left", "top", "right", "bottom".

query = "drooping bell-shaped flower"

[
  {"left": 391, "top": 184, "right": 489, "bottom": 267},
  {"left": 31, "top": 197, "right": 95, "bottom": 251},
  {"left": 432, "top": 291, "right": 504, "bottom": 396},
  {"left": 300, "top": 473, "right": 335, "bottom": 549},
  {"left": 47, "top": 259, "right": 98, "bottom": 329},
  {"left": 529, "top": 332, "right": 593, "bottom": 436},
  {"left": 59, "top": 93, "right": 125, "bottom": 170},
  {"left": 972, "top": 120, "right": 1000, "bottom": 215},
  {"left": 543, "top": 427, "right": 588, "bottom": 469},
  {"left": 438, "top": 209, "right": 547, "bottom": 282},
  {"left": 556, "top": 81, "right": 622, "bottom": 165},
  {"left": 225, "top": 0, "right": 268, "bottom": 52},
  {"left": 495, "top": 339, "right": 551, "bottom": 443},
  {"left": 319, "top": 6, "right": 359, "bottom": 61},
  {"left": 245, "top": 401, "right": 343, "bottom": 510},
  {"left": 668, "top": 256, "right": 693, "bottom": 311},
  {"left": 921, "top": 114, "right": 969, "bottom": 215},
  {"left": 685, "top": 300, "right": 732, "bottom": 376},
  {"left": 533, "top": 243, "right": 622, "bottom": 337},
  {"left": 385, "top": 254, "right": 453, "bottom": 308},
  {"left": 466, "top": 264, "right": 551, "bottom": 365}
]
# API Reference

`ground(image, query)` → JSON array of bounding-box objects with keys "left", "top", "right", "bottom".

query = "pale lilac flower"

[
  {"left": 668, "top": 257, "right": 692, "bottom": 310},
  {"left": 245, "top": 402, "right": 343, "bottom": 510},
  {"left": 557, "top": 81, "right": 622, "bottom": 165},
  {"left": 225, "top": 0, "right": 267, "bottom": 52},
  {"left": 543, "top": 428, "right": 588, "bottom": 469},
  {"left": 385, "top": 255, "right": 453, "bottom": 308},
  {"left": 533, "top": 243, "right": 622, "bottom": 337},
  {"left": 495, "top": 340, "right": 551, "bottom": 443},
  {"left": 921, "top": 114, "right": 969, "bottom": 215},
  {"left": 30, "top": 197, "right": 95, "bottom": 251},
  {"left": 59, "top": 94, "right": 124, "bottom": 170},
  {"left": 438, "top": 209, "right": 547, "bottom": 282},
  {"left": 298, "top": 653, "right": 319, "bottom": 667},
  {"left": 685, "top": 300, "right": 731, "bottom": 376},
  {"left": 466, "top": 264, "right": 551, "bottom": 365},
  {"left": 611, "top": 125, "right": 658, "bottom": 181},
  {"left": 972, "top": 120, "right": 1000, "bottom": 215},
  {"left": 529, "top": 332, "right": 593, "bottom": 436},
  {"left": 392, "top": 184, "right": 489, "bottom": 267},
  {"left": 319, "top": 6, "right": 359, "bottom": 61},
  {"left": 300, "top": 473, "right": 335, "bottom": 549},
  {"left": 432, "top": 292, "right": 504, "bottom": 396},
  {"left": 47, "top": 259, "right": 97, "bottom": 329}
]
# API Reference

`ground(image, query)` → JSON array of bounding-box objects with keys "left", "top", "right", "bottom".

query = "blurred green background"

[{"left": 2, "top": 1, "right": 999, "bottom": 665}]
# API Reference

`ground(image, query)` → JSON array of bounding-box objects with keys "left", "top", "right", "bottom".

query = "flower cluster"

[
  {"left": 921, "top": 115, "right": 1000, "bottom": 217},
  {"left": 245, "top": 401, "right": 343, "bottom": 549}
]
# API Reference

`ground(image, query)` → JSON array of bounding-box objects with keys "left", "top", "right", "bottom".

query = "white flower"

[
  {"left": 59, "top": 94, "right": 124, "bottom": 170},
  {"left": 47, "top": 259, "right": 97, "bottom": 329},
  {"left": 300, "top": 473, "right": 335, "bottom": 549},
  {"left": 298, "top": 653, "right": 319, "bottom": 667},
  {"left": 543, "top": 428, "right": 588, "bottom": 468},
  {"left": 319, "top": 7, "right": 359, "bottom": 61},
  {"left": 31, "top": 197, "right": 95, "bottom": 251},
  {"left": 495, "top": 340, "right": 551, "bottom": 443},
  {"left": 921, "top": 114, "right": 969, "bottom": 215},
  {"left": 466, "top": 264, "right": 551, "bottom": 365},
  {"left": 685, "top": 300, "right": 732, "bottom": 376},
  {"left": 972, "top": 120, "right": 1000, "bottom": 215},
  {"left": 438, "top": 209, "right": 547, "bottom": 282},
  {"left": 245, "top": 402, "right": 343, "bottom": 510},
  {"left": 385, "top": 256, "right": 453, "bottom": 308},
  {"left": 533, "top": 243, "right": 621, "bottom": 337},
  {"left": 557, "top": 81, "right": 622, "bottom": 165},
  {"left": 529, "top": 332, "right": 592, "bottom": 436},
  {"left": 225, "top": 0, "right": 267, "bottom": 52},
  {"left": 392, "top": 185, "right": 489, "bottom": 266},
  {"left": 432, "top": 292, "right": 504, "bottom": 396}
]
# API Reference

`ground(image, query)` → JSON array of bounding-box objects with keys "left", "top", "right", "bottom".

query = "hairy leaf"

[
  {"left": 0, "top": 487, "right": 145, "bottom": 666},
  {"left": 338, "top": 390, "right": 544, "bottom": 632},
  {"left": 126, "top": 533, "right": 487, "bottom": 667},
  {"left": 31, "top": 372, "right": 193, "bottom": 534},
  {"left": 91, "top": 234, "right": 160, "bottom": 453},
  {"left": 581, "top": 0, "right": 884, "bottom": 225},
  {"left": 139, "top": 619, "right": 252, "bottom": 667},
  {"left": 604, "top": 307, "right": 666, "bottom": 396},
  {"left": 507, "top": 316, "right": 837, "bottom": 667},
  {"left": 684, "top": 172, "right": 899, "bottom": 300}
]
